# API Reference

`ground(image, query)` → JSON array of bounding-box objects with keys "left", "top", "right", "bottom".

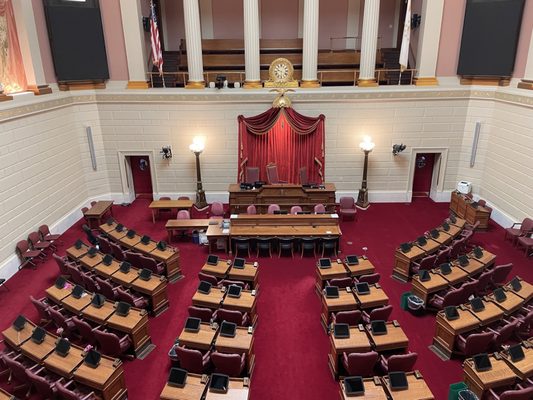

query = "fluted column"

[
  {"left": 243, "top": 0, "right": 261, "bottom": 88},
  {"left": 358, "top": 0, "right": 380, "bottom": 87},
  {"left": 183, "top": 0, "right": 205, "bottom": 88},
  {"left": 120, "top": 0, "right": 149, "bottom": 88},
  {"left": 414, "top": 0, "right": 444, "bottom": 86},
  {"left": 301, "top": 0, "right": 320, "bottom": 88},
  {"left": 518, "top": 32, "right": 533, "bottom": 90}
]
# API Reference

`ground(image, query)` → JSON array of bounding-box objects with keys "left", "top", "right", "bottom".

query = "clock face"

[{"left": 274, "top": 63, "right": 289, "bottom": 81}]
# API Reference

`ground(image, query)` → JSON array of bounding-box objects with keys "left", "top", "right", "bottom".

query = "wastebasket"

[
  {"left": 458, "top": 390, "right": 478, "bottom": 400},
  {"left": 192, "top": 230, "right": 200, "bottom": 244},
  {"left": 400, "top": 292, "right": 412, "bottom": 310},
  {"left": 407, "top": 295, "right": 425, "bottom": 315},
  {"left": 448, "top": 382, "right": 468, "bottom": 400}
]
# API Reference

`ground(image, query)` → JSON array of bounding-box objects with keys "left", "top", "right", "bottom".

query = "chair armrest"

[
  {"left": 81, "top": 391, "right": 96, "bottom": 400},
  {"left": 510, "top": 222, "right": 522, "bottom": 228},
  {"left": 486, "top": 327, "right": 498, "bottom": 335},
  {"left": 202, "top": 350, "right": 212, "bottom": 362}
]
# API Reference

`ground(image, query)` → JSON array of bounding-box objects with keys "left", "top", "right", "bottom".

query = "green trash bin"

[
  {"left": 400, "top": 291, "right": 412, "bottom": 310},
  {"left": 448, "top": 382, "right": 468, "bottom": 400}
]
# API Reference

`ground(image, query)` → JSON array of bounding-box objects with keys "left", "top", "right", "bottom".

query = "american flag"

[{"left": 150, "top": 0, "right": 164, "bottom": 75}]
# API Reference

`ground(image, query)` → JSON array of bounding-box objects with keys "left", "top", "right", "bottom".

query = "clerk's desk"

[
  {"left": 45, "top": 281, "right": 151, "bottom": 356},
  {"left": 160, "top": 375, "right": 250, "bottom": 400},
  {"left": 228, "top": 183, "right": 336, "bottom": 214},
  {"left": 66, "top": 243, "right": 169, "bottom": 315},
  {"left": 2, "top": 319, "right": 127, "bottom": 400},
  {"left": 99, "top": 221, "right": 181, "bottom": 282},
  {"left": 450, "top": 191, "right": 492, "bottom": 230}
]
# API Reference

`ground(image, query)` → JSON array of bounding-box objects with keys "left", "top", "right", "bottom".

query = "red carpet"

[{"left": 1, "top": 197, "right": 531, "bottom": 399}]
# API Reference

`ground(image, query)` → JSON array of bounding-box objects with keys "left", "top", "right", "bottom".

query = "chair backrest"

[
  {"left": 30, "top": 295, "right": 49, "bottom": 321},
  {"left": 494, "top": 319, "right": 520, "bottom": 346},
  {"left": 93, "top": 329, "right": 125, "bottom": 357},
  {"left": 38, "top": 224, "right": 51, "bottom": 239},
  {"left": 499, "top": 386, "right": 533, "bottom": 400},
  {"left": 16, "top": 240, "right": 30, "bottom": 256},
  {"left": 139, "top": 255, "right": 161, "bottom": 274},
  {"left": 368, "top": 305, "right": 393, "bottom": 322},
  {"left": 477, "top": 199, "right": 486, "bottom": 207},
  {"left": 27, "top": 368, "right": 55, "bottom": 398},
  {"left": 28, "top": 231, "right": 41, "bottom": 246},
  {"left": 492, "top": 263, "right": 513, "bottom": 285},
  {"left": 3, "top": 353, "right": 28, "bottom": 383},
  {"left": 449, "top": 238, "right": 466, "bottom": 258},
  {"left": 56, "top": 380, "right": 82, "bottom": 400},
  {"left": 434, "top": 248, "right": 450, "bottom": 266},
  {"left": 418, "top": 254, "right": 437, "bottom": 271},
  {"left": 175, "top": 346, "right": 206, "bottom": 374},
  {"left": 521, "top": 217, "right": 533, "bottom": 233},
  {"left": 246, "top": 167, "right": 260, "bottom": 184},
  {"left": 328, "top": 277, "right": 353, "bottom": 288},
  {"left": 476, "top": 270, "right": 493, "bottom": 291},
  {"left": 386, "top": 352, "right": 418, "bottom": 372},
  {"left": 299, "top": 167, "right": 308, "bottom": 185},
  {"left": 463, "top": 331, "right": 495, "bottom": 356},
  {"left": 188, "top": 306, "right": 214, "bottom": 323},
  {"left": 198, "top": 272, "right": 218, "bottom": 286},
  {"left": 125, "top": 251, "right": 144, "bottom": 266},
  {"left": 210, "top": 202, "right": 224, "bottom": 217},
  {"left": 81, "top": 272, "right": 99, "bottom": 293},
  {"left": 334, "top": 310, "right": 362, "bottom": 326},
  {"left": 219, "top": 279, "right": 247, "bottom": 289},
  {"left": 267, "top": 204, "right": 280, "bottom": 214},
  {"left": 339, "top": 197, "right": 355, "bottom": 210},
  {"left": 178, "top": 196, "right": 190, "bottom": 200},
  {"left": 160, "top": 196, "right": 171, "bottom": 201},
  {"left": 442, "top": 288, "right": 466, "bottom": 308},
  {"left": 81, "top": 207, "right": 89, "bottom": 214},
  {"left": 246, "top": 205, "right": 257, "bottom": 215},
  {"left": 96, "top": 277, "right": 116, "bottom": 300},
  {"left": 461, "top": 280, "right": 478, "bottom": 298},
  {"left": 266, "top": 163, "right": 280, "bottom": 184},
  {"left": 314, "top": 204, "right": 326, "bottom": 214},
  {"left": 98, "top": 237, "right": 113, "bottom": 255},
  {"left": 217, "top": 308, "right": 246, "bottom": 325},
  {"left": 53, "top": 253, "right": 70, "bottom": 275},
  {"left": 49, "top": 307, "right": 72, "bottom": 334},
  {"left": 91, "top": 201, "right": 97, "bottom": 206},
  {"left": 357, "top": 273, "right": 381, "bottom": 285},
  {"left": 72, "top": 316, "right": 96, "bottom": 344},
  {"left": 177, "top": 210, "right": 190, "bottom": 219},
  {"left": 116, "top": 287, "right": 136, "bottom": 306},
  {"left": 345, "top": 351, "right": 379, "bottom": 377},
  {"left": 67, "top": 264, "right": 84, "bottom": 286},
  {"left": 290, "top": 206, "right": 303, "bottom": 215},
  {"left": 110, "top": 241, "right": 125, "bottom": 261},
  {"left": 211, "top": 351, "right": 244, "bottom": 377}
]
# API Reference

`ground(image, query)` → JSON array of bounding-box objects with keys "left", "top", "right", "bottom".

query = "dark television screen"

[{"left": 458, "top": 0, "right": 525, "bottom": 77}]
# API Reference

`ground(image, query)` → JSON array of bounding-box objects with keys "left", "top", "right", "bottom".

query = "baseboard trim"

[{"left": 471, "top": 193, "right": 514, "bottom": 228}]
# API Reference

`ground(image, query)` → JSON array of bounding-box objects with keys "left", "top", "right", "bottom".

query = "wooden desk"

[
  {"left": 328, "top": 326, "right": 372, "bottom": 375},
  {"left": 366, "top": 321, "right": 408, "bottom": 352},
  {"left": 228, "top": 262, "right": 259, "bottom": 289},
  {"left": 315, "top": 260, "right": 349, "bottom": 290},
  {"left": 466, "top": 248, "right": 497, "bottom": 272},
  {"left": 192, "top": 288, "right": 225, "bottom": 310},
  {"left": 429, "top": 231, "right": 453, "bottom": 246},
  {"left": 321, "top": 290, "right": 358, "bottom": 327},
  {"left": 2, "top": 319, "right": 36, "bottom": 348},
  {"left": 505, "top": 277, "right": 533, "bottom": 302},
  {"left": 134, "top": 240, "right": 158, "bottom": 254},
  {"left": 112, "top": 268, "right": 139, "bottom": 285},
  {"left": 166, "top": 219, "right": 211, "bottom": 242},
  {"left": 204, "top": 377, "right": 249, "bottom": 400},
  {"left": 201, "top": 260, "right": 232, "bottom": 279},
  {"left": 20, "top": 333, "right": 56, "bottom": 362},
  {"left": 107, "top": 227, "right": 128, "bottom": 241},
  {"left": 73, "top": 354, "right": 127, "bottom": 400},
  {"left": 411, "top": 272, "right": 449, "bottom": 303},
  {"left": 62, "top": 292, "right": 92, "bottom": 314},
  {"left": 215, "top": 327, "right": 255, "bottom": 373},
  {"left": 107, "top": 309, "right": 151, "bottom": 356},
  {"left": 149, "top": 246, "right": 181, "bottom": 282},
  {"left": 432, "top": 308, "right": 480, "bottom": 358},
  {"left": 393, "top": 246, "right": 425, "bottom": 282},
  {"left": 66, "top": 243, "right": 89, "bottom": 260},
  {"left": 228, "top": 183, "right": 336, "bottom": 214},
  {"left": 221, "top": 291, "right": 257, "bottom": 323},
  {"left": 160, "top": 373, "right": 206, "bottom": 400},
  {"left": 451, "top": 192, "right": 491, "bottom": 230},
  {"left": 416, "top": 238, "right": 441, "bottom": 254},
  {"left": 486, "top": 291, "right": 524, "bottom": 315},
  {"left": 43, "top": 346, "right": 85, "bottom": 376},
  {"left": 94, "top": 259, "right": 121, "bottom": 277},
  {"left": 501, "top": 344, "right": 533, "bottom": 380},
  {"left": 79, "top": 253, "right": 104, "bottom": 269},
  {"left": 84, "top": 201, "right": 114, "bottom": 228},
  {"left": 345, "top": 257, "right": 375, "bottom": 278},
  {"left": 178, "top": 323, "right": 218, "bottom": 351},
  {"left": 464, "top": 300, "right": 505, "bottom": 327},
  {"left": 454, "top": 258, "right": 485, "bottom": 276},
  {"left": 463, "top": 354, "right": 516, "bottom": 398},
  {"left": 0, "top": 389, "right": 15, "bottom": 400},
  {"left": 82, "top": 301, "right": 116, "bottom": 324},
  {"left": 149, "top": 200, "right": 193, "bottom": 223},
  {"left": 382, "top": 371, "right": 434, "bottom": 400},
  {"left": 439, "top": 266, "right": 469, "bottom": 286},
  {"left": 46, "top": 283, "right": 77, "bottom": 304},
  {"left": 354, "top": 284, "right": 389, "bottom": 310},
  {"left": 339, "top": 377, "right": 388, "bottom": 400},
  {"left": 118, "top": 234, "right": 142, "bottom": 249},
  {"left": 130, "top": 275, "right": 169, "bottom": 315}
]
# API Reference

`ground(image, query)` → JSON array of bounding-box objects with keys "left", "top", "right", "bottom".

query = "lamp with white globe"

[
  {"left": 356, "top": 136, "right": 375, "bottom": 209},
  {"left": 189, "top": 137, "right": 208, "bottom": 210}
]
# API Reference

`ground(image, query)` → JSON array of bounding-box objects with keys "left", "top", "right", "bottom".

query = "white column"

[
  {"left": 183, "top": 0, "right": 205, "bottom": 88},
  {"left": 297, "top": 0, "right": 304, "bottom": 38},
  {"left": 346, "top": 0, "right": 361, "bottom": 50},
  {"left": 199, "top": 0, "right": 214, "bottom": 39},
  {"left": 358, "top": 0, "right": 380, "bottom": 86},
  {"left": 243, "top": 0, "right": 261, "bottom": 88},
  {"left": 120, "top": 0, "right": 150, "bottom": 88},
  {"left": 414, "top": 0, "right": 444, "bottom": 86},
  {"left": 301, "top": 0, "right": 320, "bottom": 88},
  {"left": 518, "top": 32, "right": 533, "bottom": 90},
  {"left": 11, "top": 0, "right": 51, "bottom": 94}
]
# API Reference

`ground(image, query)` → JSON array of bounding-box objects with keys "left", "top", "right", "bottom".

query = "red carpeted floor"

[{"left": 0, "top": 197, "right": 531, "bottom": 399}]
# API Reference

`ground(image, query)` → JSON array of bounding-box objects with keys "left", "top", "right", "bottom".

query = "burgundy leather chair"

[
  {"left": 516, "top": 235, "right": 533, "bottom": 257},
  {"left": 28, "top": 231, "right": 54, "bottom": 253},
  {"left": 188, "top": 306, "right": 215, "bottom": 323},
  {"left": 475, "top": 270, "right": 494, "bottom": 296},
  {"left": 491, "top": 263, "right": 513, "bottom": 286},
  {"left": 95, "top": 277, "right": 118, "bottom": 300},
  {"left": 49, "top": 307, "right": 76, "bottom": 337},
  {"left": 434, "top": 247, "right": 451, "bottom": 266},
  {"left": 26, "top": 366, "right": 59, "bottom": 399},
  {"left": 39, "top": 224, "right": 62, "bottom": 245},
  {"left": 290, "top": 206, "right": 303, "bottom": 215},
  {"left": 30, "top": 295, "right": 52, "bottom": 325},
  {"left": 72, "top": 317, "right": 98, "bottom": 345},
  {"left": 218, "top": 279, "right": 249, "bottom": 290},
  {"left": 266, "top": 163, "right": 285, "bottom": 184},
  {"left": 16, "top": 239, "right": 44, "bottom": 269},
  {"left": 488, "top": 318, "right": 521, "bottom": 348},
  {"left": 97, "top": 238, "right": 113, "bottom": 255},
  {"left": 411, "top": 254, "right": 437, "bottom": 274},
  {"left": 116, "top": 287, "right": 148, "bottom": 309},
  {"left": 178, "top": 196, "right": 190, "bottom": 201},
  {"left": 174, "top": 346, "right": 211, "bottom": 374},
  {"left": 487, "top": 385, "right": 533, "bottom": 400},
  {"left": 515, "top": 309, "right": 533, "bottom": 339},
  {"left": 331, "top": 310, "right": 362, "bottom": 326},
  {"left": 67, "top": 264, "right": 85, "bottom": 286},
  {"left": 198, "top": 272, "right": 219, "bottom": 286},
  {"left": 109, "top": 241, "right": 125, "bottom": 261},
  {"left": 3, "top": 353, "right": 33, "bottom": 396},
  {"left": 93, "top": 328, "right": 133, "bottom": 359},
  {"left": 362, "top": 305, "right": 393, "bottom": 324},
  {"left": 157, "top": 196, "right": 173, "bottom": 219},
  {"left": 139, "top": 254, "right": 165, "bottom": 275},
  {"left": 125, "top": 251, "right": 144, "bottom": 267},
  {"left": 246, "top": 167, "right": 259, "bottom": 184},
  {"left": 246, "top": 205, "right": 257, "bottom": 215},
  {"left": 342, "top": 351, "right": 378, "bottom": 377},
  {"left": 209, "top": 202, "right": 225, "bottom": 219},
  {"left": 81, "top": 272, "right": 99, "bottom": 293},
  {"left": 211, "top": 351, "right": 246, "bottom": 377},
  {"left": 56, "top": 378, "right": 96, "bottom": 400},
  {"left": 267, "top": 204, "right": 280, "bottom": 214},
  {"left": 338, "top": 197, "right": 357, "bottom": 222},
  {"left": 177, "top": 210, "right": 190, "bottom": 220},
  {"left": 314, "top": 204, "right": 326, "bottom": 214},
  {"left": 428, "top": 287, "right": 465, "bottom": 311},
  {"left": 460, "top": 280, "right": 478, "bottom": 299},
  {"left": 52, "top": 253, "right": 71, "bottom": 278},
  {"left": 327, "top": 277, "right": 353, "bottom": 288},
  {"left": 504, "top": 218, "right": 533, "bottom": 245},
  {"left": 449, "top": 238, "right": 467, "bottom": 259},
  {"left": 355, "top": 273, "right": 381, "bottom": 285},
  {"left": 216, "top": 308, "right": 250, "bottom": 326},
  {"left": 454, "top": 331, "right": 495, "bottom": 357},
  {"left": 380, "top": 352, "right": 418, "bottom": 373}
]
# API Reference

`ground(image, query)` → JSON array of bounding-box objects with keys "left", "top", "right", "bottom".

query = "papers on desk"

[
  {"left": 326, "top": 231, "right": 332, "bottom": 234},
  {"left": 222, "top": 229, "right": 230, "bottom": 234},
  {"left": 230, "top": 214, "right": 239, "bottom": 219},
  {"left": 331, "top": 214, "right": 339, "bottom": 218}
]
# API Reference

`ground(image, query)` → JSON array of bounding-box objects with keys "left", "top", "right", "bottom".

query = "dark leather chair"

[
  {"left": 515, "top": 308, "right": 533, "bottom": 339},
  {"left": 93, "top": 328, "right": 133, "bottom": 359},
  {"left": 434, "top": 247, "right": 451, "bottom": 266},
  {"left": 362, "top": 305, "right": 393, "bottom": 324},
  {"left": 109, "top": 241, "right": 125, "bottom": 261},
  {"left": 256, "top": 237, "right": 274, "bottom": 258},
  {"left": 355, "top": 273, "right": 381, "bottom": 285},
  {"left": 233, "top": 238, "right": 251, "bottom": 258},
  {"left": 491, "top": 263, "right": 513, "bottom": 287},
  {"left": 56, "top": 378, "right": 96, "bottom": 400},
  {"left": 116, "top": 287, "right": 148, "bottom": 309},
  {"left": 81, "top": 225, "right": 99, "bottom": 247},
  {"left": 475, "top": 270, "right": 494, "bottom": 296},
  {"left": 215, "top": 308, "right": 250, "bottom": 326},
  {"left": 67, "top": 264, "right": 85, "bottom": 286},
  {"left": 488, "top": 319, "right": 521, "bottom": 348},
  {"left": 97, "top": 237, "right": 113, "bottom": 255},
  {"left": 300, "top": 237, "right": 318, "bottom": 258},
  {"left": 487, "top": 385, "right": 533, "bottom": 400},
  {"left": 95, "top": 277, "right": 118, "bottom": 300},
  {"left": 218, "top": 279, "right": 249, "bottom": 290},
  {"left": 327, "top": 277, "right": 353, "bottom": 288},
  {"left": 459, "top": 280, "right": 478, "bottom": 299},
  {"left": 198, "top": 272, "right": 219, "bottom": 286},
  {"left": 81, "top": 272, "right": 99, "bottom": 293},
  {"left": 331, "top": 310, "right": 362, "bottom": 326},
  {"left": 26, "top": 366, "right": 59, "bottom": 399},
  {"left": 454, "top": 331, "right": 495, "bottom": 357},
  {"left": 188, "top": 306, "right": 215, "bottom": 323},
  {"left": 174, "top": 346, "right": 211, "bottom": 374},
  {"left": 278, "top": 238, "right": 294, "bottom": 258},
  {"left": 30, "top": 295, "right": 51, "bottom": 325},
  {"left": 380, "top": 352, "right": 418, "bottom": 373},
  {"left": 211, "top": 351, "right": 246, "bottom": 377},
  {"left": 49, "top": 307, "right": 76, "bottom": 337},
  {"left": 72, "top": 317, "right": 98, "bottom": 345},
  {"left": 411, "top": 254, "right": 437, "bottom": 274},
  {"left": 321, "top": 238, "right": 337, "bottom": 257},
  {"left": 504, "top": 218, "right": 533, "bottom": 245},
  {"left": 342, "top": 351, "right": 378, "bottom": 377},
  {"left": 139, "top": 254, "right": 165, "bottom": 275}
]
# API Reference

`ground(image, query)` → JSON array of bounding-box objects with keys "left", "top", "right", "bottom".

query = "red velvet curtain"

[
  {"left": 0, "top": 0, "right": 27, "bottom": 94},
  {"left": 238, "top": 108, "right": 325, "bottom": 184}
]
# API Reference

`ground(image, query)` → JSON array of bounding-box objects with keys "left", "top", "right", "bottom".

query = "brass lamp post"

[
  {"left": 356, "top": 136, "right": 375, "bottom": 209},
  {"left": 189, "top": 137, "right": 208, "bottom": 210}
]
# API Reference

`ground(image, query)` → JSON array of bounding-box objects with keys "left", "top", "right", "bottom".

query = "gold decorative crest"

[
  {"left": 271, "top": 89, "right": 294, "bottom": 108},
  {"left": 264, "top": 58, "right": 299, "bottom": 88}
]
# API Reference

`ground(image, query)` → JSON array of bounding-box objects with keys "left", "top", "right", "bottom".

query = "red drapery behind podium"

[{"left": 237, "top": 107, "right": 325, "bottom": 184}]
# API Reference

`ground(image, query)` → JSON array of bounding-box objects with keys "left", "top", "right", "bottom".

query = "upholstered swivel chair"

[
  {"left": 380, "top": 352, "right": 418, "bottom": 373},
  {"left": 362, "top": 305, "right": 393, "bottom": 324},
  {"left": 454, "top": 331, "right": 495, "bottom": 357},
  {"left": 218, "top": 279, "right": 249, "bottom": 290},
  {"left": 174, "top": 346, "right": 211, "bottom": 374},
  {"left": 109, "top": 241, "right": 125, "bottom": 261},
  {"left": 3, "top": 353, "right": 33, "bottom": 396},
  {"left": 314, "top": 204, "right": 326, "bottom": 214},
  {"left": 411, "top": 254, "right": 437, "bottom": 275},
  {"left": 52, "top": 253, "right": 71, "bottom": 278},
  {"left": 211, "top": 351, "right": 246, "bottom": 377},
  {"left": 504, "top": 218, "right": 533, "bottom": 245},
  {"left": 116, "top": 287, "right": 148, "bottom": 309},
  {"left": 246, "top": 205, "right": 257, "bottom": 215},
  {"left": 93, "top": 328, "right": 133, "bottom": 359},
  {"left": 139, "top": 254, "right": 165, "bottom": 275},
  {"left": 327, "top": 277, "right": 353, "bottom": 288},
  {"left": 267, "top": 204, "right": 280, "bottom": 214},
  {"left": 355, "top": 273, "right": 381, "bottom": 285},
  {"left": 188, "top": 306, "right": 215, "bottom": 323},
  {"left": 331, "top": 310, "right": 362, "bottom": 326},
  {"left": 487, "top": 386, "right": 533, "bottom": 400},
  {"left": 300, "top": 237, "right": 318, "bottom": 258},
  {"left": 342, "top": 351, "right": 379, "bottom": 377},
  {"left": 177, "top": 210, "right": 190, "bottom": 220},
  {"left": 516, "top": 235, "right": 533, "bottom": 257},
  {"left": 474, "top": 270, "right": 494, "bottom": 296},
  {"left": 216, "top": 308, "right": 250, "bottom": 326},
  {"left": 97, "top": 238, "right": 113, "bottom": 256},
  {"left": 66, "top": 264, "right": 85, "bottom": 286},
  {"left": 198, "top": 272, "right": 219, "bottom": 286},
  {"left": 491, "top": 263, "right": 513, "bottom": 287},
  {"left": 55, "top": 378, "right": 96, "bottom": 400},
  {"left": 81, "top": 272, "right": 99, "bottom": 293},
  {"left": 256, "top": 237, "right": 274, "bottom": 257},
  {"left": 95, "top": 277, "right": 118, "bottom": 300},
  {"left": 488, "top": 319, "right": 521, "bottom": 348},
  {"left": 26, "top": 366, "right": 59, "bottom": 399},
  {"left": 290, "top": 206, "right": 303, "bottom": 215},
  {"left": 338, "top": 197, "right": 357, "bottom": 221},
  {"left": 48, "top": 307, "right": 76, "bottom": 337},
  {"left": 157, "top": 196, "right": 173, "bottom": 219},
  {"left": 72, "top": 317, "right": 98, "bottom": 345},
  {"left": 30, "top": 295, "right": 51, "bottom": 325},
  {"left": 266, "top": 163, "right": 286, "bottom": 184},
  {"left": 209, "top": 202, "right": 225, "bottom": 219},
  {"left": 428, "top": 287, "right": 466, "bottom": 311}
]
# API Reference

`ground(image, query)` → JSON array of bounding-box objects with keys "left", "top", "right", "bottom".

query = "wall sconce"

[
  {"left": 160, "top": 146, "right": 172, "bottom": 159},
  {"left": 189, "top": 137, "right": 208, "bottom": 210},
  {"left": 356, "top": 136, "right": 375, "bottom": 209},
  {"left": 392, "top": 144, "right": 406, "bottom": 156},
  {"left": 411, "top": 13, "right": 421, "bottom": 29}
]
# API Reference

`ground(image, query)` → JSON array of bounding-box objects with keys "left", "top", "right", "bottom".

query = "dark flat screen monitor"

[
  {"left": 31, "top": 327, "right": 46, "bottom": 344},
  {"left": 510, "top": 277, "right": 522, "bottom": 292},
  {"left": 184, "top": 317, "right": 201, "bottom": 333},
  {"left": 430, "top": 229, "right": 440, "bottom": 239},
  {"left": 444, "top": 306, "right": 460, "bottom": 321},
  {"left": 494, "top": 287, "right": 507, "bottom": 303},
  {"left": 91, "top": 293, "right": 106, "bottom": 308},
  {"left": 207, "top": 255, "right": 219, "bottom": 266},
  {"left": 55, "top": 276, "right": 66, "bottom": 289},
  {"left": 389, "top": 372, "right": 408, "bottom": 391},
  {"left": 115, "top": 301, "right": 130, "bottom": 317},
  {"left": 333, "top": 323, "right": 350, "bottom": 339},
  {"left": 418, "top": 270, "right": 431, "bottom": 282},
  {"left": 126, "top": 230, "right": 136, "bottom": 239},
  {"left": 119, "top": 262, "right": 131, "bottom": 273},
  {"left": 470, "top": 297, "right": 485, "bottom": 313},
  {"left": 55, "top": 338, "right": 71, "bottom": 357},
  {"left": 400, "top": 243, "right": 412, "bottom": 253},
  {"left": 106, "top": 218, "right": 114, "bottom": 226},
  {"left": 355, "top": 282, "right": 370, "bottom": 295},
  {"left": 71, "top": 285, "right": 84, "bottom": 299},
  {"left": 156, "top": 241, "right": 167, "bottom": 251},
  {"left": 458, "top": 255, "right": 469, "bottom": 267},
  {"left": 102, "top": 254, "right": 113, "bottom": 266},
  {"left": 273, "top": 210, "right": 288, "bottom": 215},
  {"left": 325, "top": 286, "right": 339, "bottom": 298},
  {"left": 473, "top": 353, "right": 492, "bottom": 372},
  {"left": 140, "top": 235, "right": 150, "bottom": 245},
  {"left": 371, "top": 320, "right": 387, "bottom": 336},
  {"left": 139, "top": 268, "right": 152, "bottom": 281},
  {"left": 168, "top": 368, "right": 187, "bottom": 388},
  {"left": 440, "top": 263, "right": 452, "bottom": 276},
  {"left": 13, "top": 315, "right": 26, "bottom": 331},
  {"left": 227, "top": 285, "right": 242, "bottom": 298},
  {"left": 450, "top": 214, "right": 457, "bottom": 224},
  {"left": 219, "top": 321, "right": 237, "bottom": 338},
  {"left": 198, "top": 281, "right": 212, "bottom": 294},
  {"left": 84, "top": 349, "right": 101, "bottom": 368},
  {"left": 344, "top": 376, "right": 365, "bottom": 396},
  {"left": 417, "top": 236, "right": 427, "bottom": 246},
  {"left": 87, "top": 247, "right": 98, "bottom": 257},
  {"left": 319, "top": 258, "right": 332, "bottom": 269},
  {"left": 115, "top": 224, "right": 124, "bottom": 232},
  {"left": 345, "top": 255, "right": 359, "bottom": 266},
  {"left": 473, "top": 247, "right": 484, "bottom": 259},
  {"left": 509, "top": 344, "right": 525, "bottom": 362},
  {"left": 233, "top": 258, "right": 245, "bottom": 269},
  {"left": 74, "top": 239, "right": 83, "bottom": 249},
  {"left": 442, "top": 222, "right": 450, "bottom": 231},
  {"left": 209, "top": 373, "right": 229, "bottom": 393}
]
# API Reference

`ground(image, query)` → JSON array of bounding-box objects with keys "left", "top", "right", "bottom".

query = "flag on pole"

[
  {"left": 150, "top": 0, "right": 164, "bottom": 76},
  {"left": 399, "top": 0, "right": 411, "bottom": 72}
]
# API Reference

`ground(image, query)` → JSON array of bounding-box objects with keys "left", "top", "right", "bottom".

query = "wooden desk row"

[
  {"left": 338, "top": 371, "right": 435, "bottom": 400},
  {"left": 463, "top": 340, "right": 533, "bottom": 398},
  {"left": 432, "top": 277, "right": 533, "bottom": 358},
  {"left": 45, "top": 281, "right": 152, "bottom": 357},
  {"left": 84, "top": 200, "right": 114, "bottom": 228},
  {"left": 177, "top": 323, "right": 255, "bottom": 375},
  {"left": 160, "top": 374, "right": 250, "bottom": 400},
  {"left": 411, "top": 248, "right": 497, "bottom": 304},
  {"left": 192, "top": 287, "right": 258, "bottom": 324},
  {"left": 0, "top": 389, "right": 15, "bottom": 400},
  {"left": 149, "top": 199, "right": 194, "bottom": 223},
  {"left": 200, "top": 258, "right": 259, "bottom": 289},
  {"left": 328, "top": 321, "right": 409, "bottom": 375},
  {"left": 66, "top": 243, "right": 169, "bottom": 315},
  {"left": 2, "top": 318, "right": 127, "bottom": 400},
  {"left": 99, "top": 221, "right": 181, "bottom": 282},
  {"left": 315, "top": 258, "right": 376, "bottom": 291},
  {"left": 450, "top": 191, "right": 492, "bottom": 230},
  {"left": 321, "top": 284, "right": 389, "bottom": 327},
  {"left": 393, "top": 217, "right": 467, "bottom": 282}
]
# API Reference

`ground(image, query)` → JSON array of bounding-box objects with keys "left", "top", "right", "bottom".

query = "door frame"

[
  {"left": 118, "top": 151, "right": 158, "bottom": 204},
  {"left": 406, "top": 147, "right": 449, "bottom": 203}
]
